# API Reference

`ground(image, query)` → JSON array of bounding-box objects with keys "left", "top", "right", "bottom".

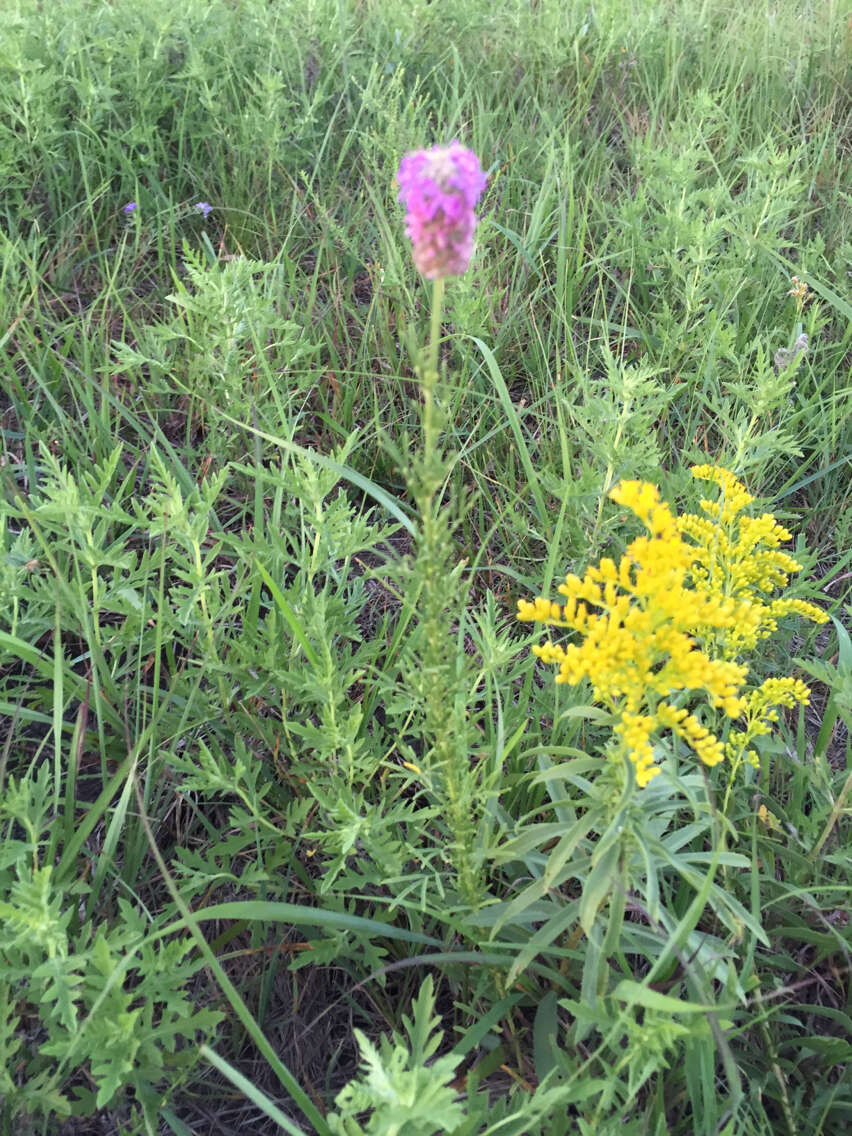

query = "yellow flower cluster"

[
  {"left": 679, "top": 466, "right": 827, "bottom": 657},
  {"left": 724, "top": 676, "right": 812, "bottom": 770},
  {"left": 518, "top": 467, "right": 826, "bottom": 788}
]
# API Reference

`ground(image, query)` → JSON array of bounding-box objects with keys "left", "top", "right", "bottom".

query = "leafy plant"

[{"left": 0, "top": 765, "right": 222, "bottom": 1126}]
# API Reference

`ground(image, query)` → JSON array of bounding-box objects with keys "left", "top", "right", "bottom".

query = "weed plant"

[{"left": 0, "top": 1, "right": 850, "bottom": 1134}]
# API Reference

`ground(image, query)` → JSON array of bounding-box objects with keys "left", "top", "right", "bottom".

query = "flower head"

[
  {"left": 396, "top": 141, "right": 487, "bottom": 279},
  {"left": 518, "top": 468, "right": 826, "bottom": 788},
  {"left": 194, "top": 201, "right": 213, "bottom": 218},
  {"left": 122, "top": 201, "right": 138, "bottom": 214}
]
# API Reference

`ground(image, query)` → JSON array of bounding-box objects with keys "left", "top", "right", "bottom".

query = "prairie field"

[{"left": 1, "top": 0, "right": 850, "bottom": 1133}]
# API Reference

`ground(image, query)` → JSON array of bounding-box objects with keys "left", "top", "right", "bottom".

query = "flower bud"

[{"left": 396, "top": 141, "right": 487, "bottom": 279}]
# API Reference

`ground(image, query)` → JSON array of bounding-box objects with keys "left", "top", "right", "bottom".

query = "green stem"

[
  {"left": 592, "top": 386, "right": 632, "bottom": 547},
  {"left": 422, "top": 277, "right": 445, "bottom": 476},
  {"left": 427, "top": 277, "right": 445, "bottom": 381},
  {"left": 414, "top": 276, "right": 480, "bottom": 906}
]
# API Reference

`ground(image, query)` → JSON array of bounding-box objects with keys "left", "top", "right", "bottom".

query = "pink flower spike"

[{"left": 396, "top": 141, "right": 487, "bottom": 280}]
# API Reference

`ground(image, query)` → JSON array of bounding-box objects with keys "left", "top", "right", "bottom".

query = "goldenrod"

[
  {"left": 519, "top": 467, "right": 826, "bottom": 787},
  {"left": 679, "top": 466, "right": 827, "bottom": 657}
]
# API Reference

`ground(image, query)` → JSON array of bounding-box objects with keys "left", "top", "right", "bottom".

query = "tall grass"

[{"left": 1, "top": 1, "right": 850, "bottom": 1133}]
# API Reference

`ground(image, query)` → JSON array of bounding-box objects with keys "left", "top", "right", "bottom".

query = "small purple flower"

[
  {"left": 122, "top": 201, "right": 138, "bottom": 214},
  {"left": 396, "top": 141, "right": 487, "bottom": 279},
  {"left": 195, "top": 201, "right": 213, "bottom": 218}
]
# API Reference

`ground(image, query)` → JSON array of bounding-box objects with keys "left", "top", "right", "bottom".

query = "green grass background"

[{"left": 1, "top": 0, "right": 850, "bottom": 1133}]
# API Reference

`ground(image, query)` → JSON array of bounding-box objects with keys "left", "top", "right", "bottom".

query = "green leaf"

[
  {"left": 579, "top": 838, "right": 620, "bottom": 937},
  {"left": 611, "top": 980, "right": 728, "bottom": 1015},
  {"left": 200, "top": 1045, "right": 309, "bottom": 1136},
  {"left": 157, "top": 901, "right": 443, "bottom": 948}
]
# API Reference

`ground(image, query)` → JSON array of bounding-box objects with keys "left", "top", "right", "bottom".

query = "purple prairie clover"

[{"left": 396, "top": 141, "right": 487, "bottom": 280}]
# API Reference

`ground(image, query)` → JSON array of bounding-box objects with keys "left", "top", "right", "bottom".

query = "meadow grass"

[{"left": 1, "top": 0, "right": 850, "bottom": 1132}]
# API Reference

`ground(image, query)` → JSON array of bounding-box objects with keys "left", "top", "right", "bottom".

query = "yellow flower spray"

[{"left": 519, "top": 467, "right": 827, "bottom": 790}]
